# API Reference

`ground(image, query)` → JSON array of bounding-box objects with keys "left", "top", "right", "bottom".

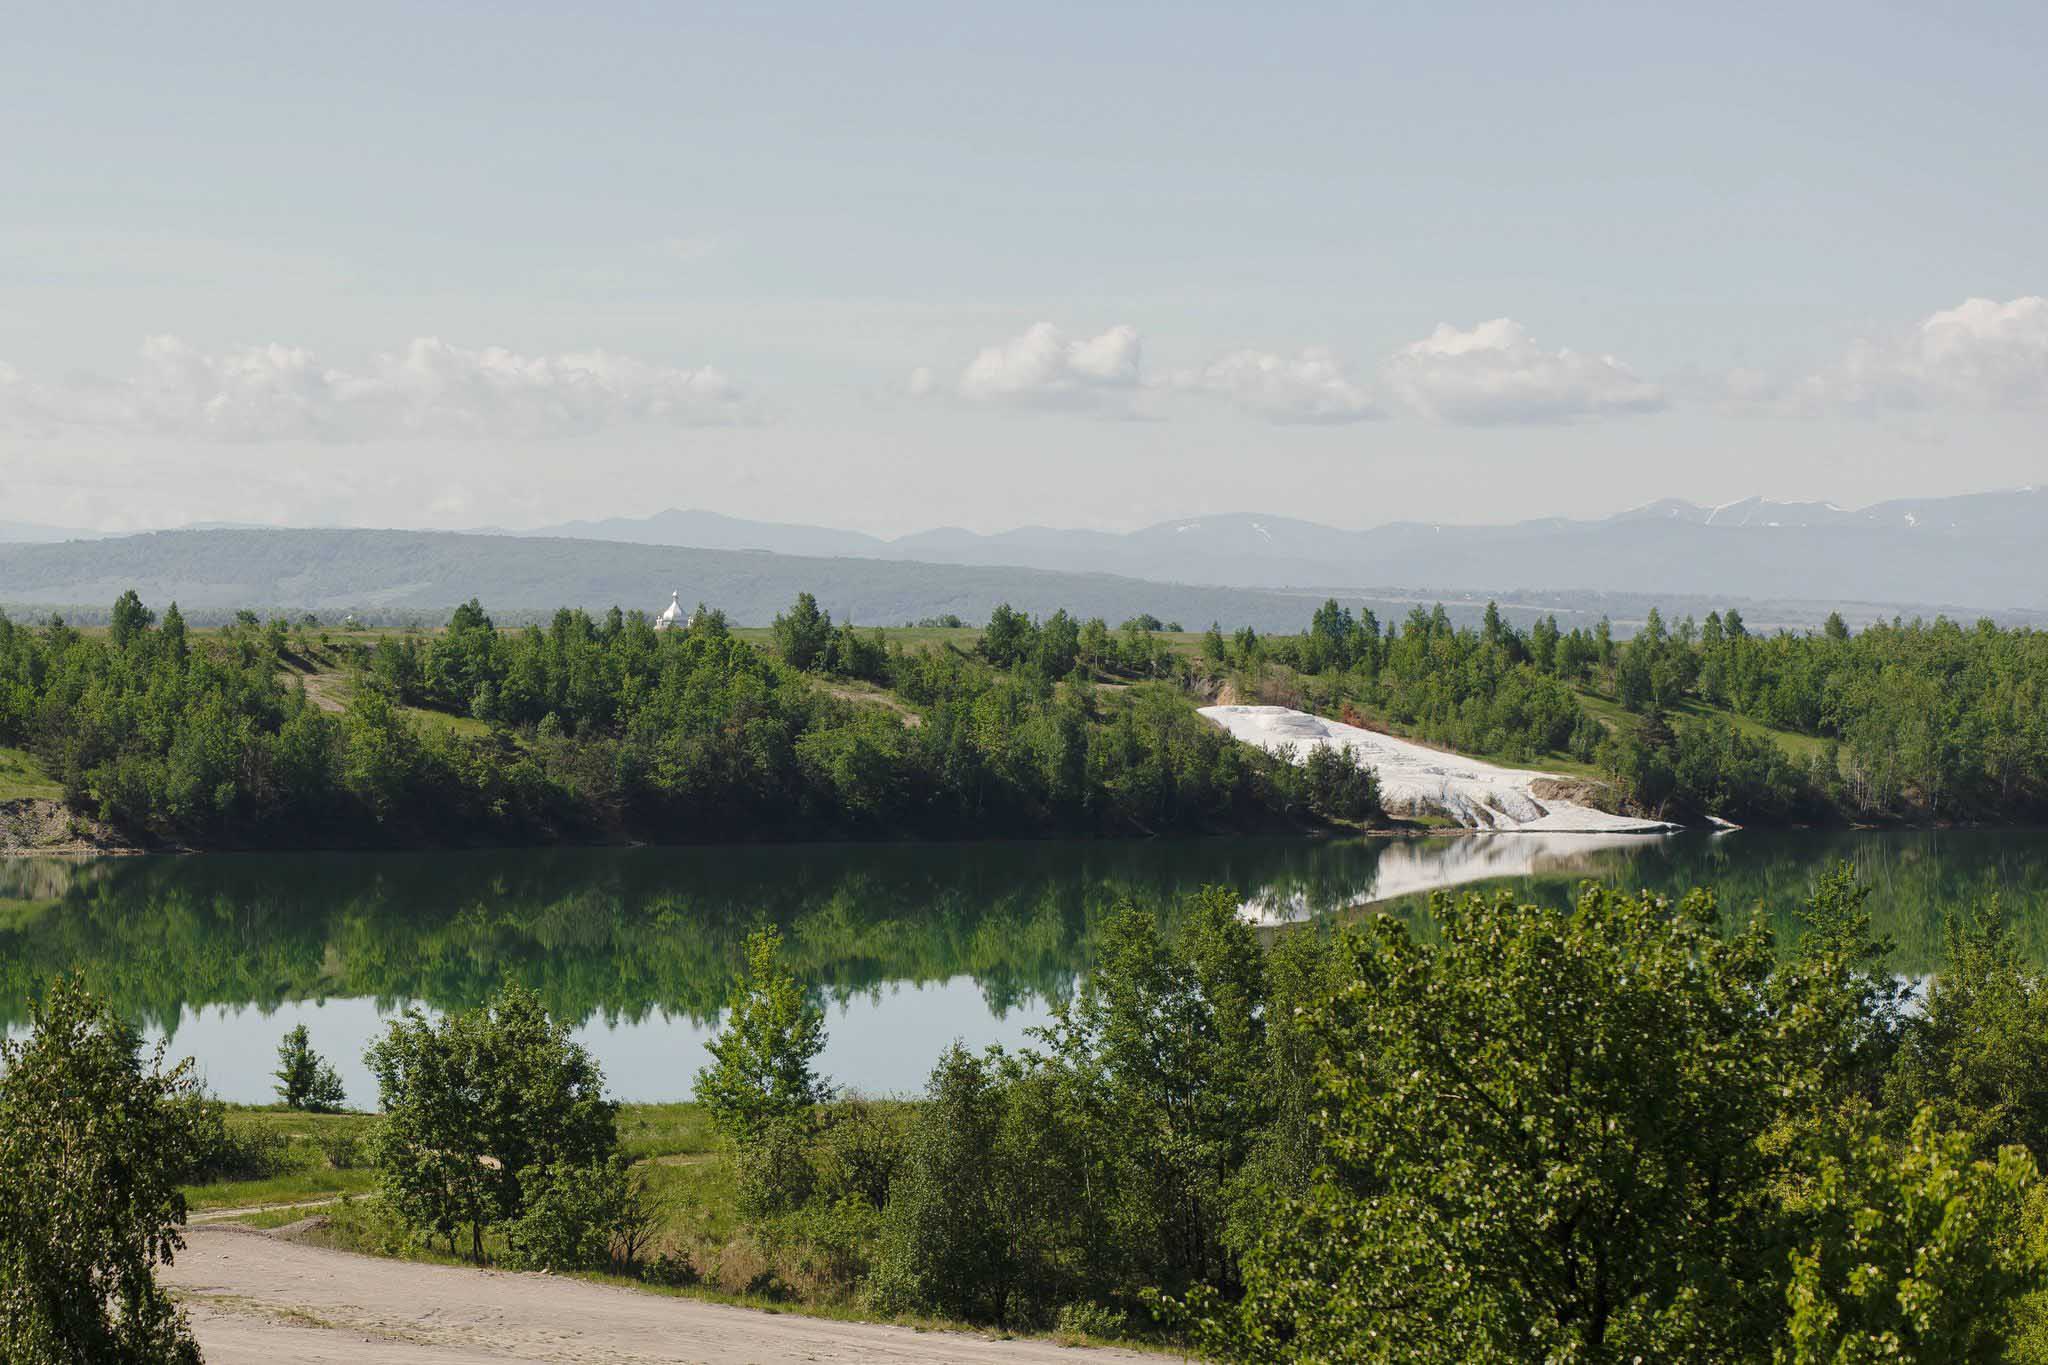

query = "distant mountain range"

[
  {"left": 1, "top": 487, "right": 2040, "bottom": 629},
  {"left": 518, "top": 488, "right": 2048, "bottom": 611}
]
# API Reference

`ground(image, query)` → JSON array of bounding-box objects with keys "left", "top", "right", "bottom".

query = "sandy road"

[{"left": 167, "top": 1223, "right": 1164, "bottom": 1364}]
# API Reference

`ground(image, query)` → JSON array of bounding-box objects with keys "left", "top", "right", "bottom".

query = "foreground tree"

[
  {"left": 0, "top": 978, "right": 207, "bottom": 1364},
  {"left": 273, "top": 1023, "right": 347, "bottom": 1112},
  {"left": 1205, "top": 885, "right": 1832, "bottom": 1363},
  {"left": 1884, "top": 896, "right": 2048, "bottom": 1162},
  {"left": 1781, "top": 1106, "right": 2040, "bottom": 1363},
  {"left": 696, "top": 927, "right": 829, "bottom": 1149},
  {"left": 367, "top": 981, "right": 619, "bottom": 1262}
]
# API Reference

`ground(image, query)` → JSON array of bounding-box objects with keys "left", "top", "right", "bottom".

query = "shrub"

[
  {"left": 813, "top": 1099, "right": 906, "bottom": 1209},
  {"left": 317, "top": 1131, "right": 366, "bottom": 1171},
  {"left": 182, "top": 1102, "right": 294, "bottom": 1182},
  {"left": 734, "top": 1117, "right": 818, "bottom": 1218},
  {"left": 1056, "top": 1301, "right": 1133, "bottom": 1342},
  {"left": 504, "top": 1155, "right": 638, "bottom": 1273}
]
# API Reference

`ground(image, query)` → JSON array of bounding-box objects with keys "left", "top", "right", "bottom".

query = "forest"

[
  {"left": 1, "top": 586, "right": 2043, "bottom": 850},
  {"left": 0, "top": 592, "right": 1375, "bottom": 848},
  {"left": 1227, "top": 598, "right": 2048, "bottom": 826}
]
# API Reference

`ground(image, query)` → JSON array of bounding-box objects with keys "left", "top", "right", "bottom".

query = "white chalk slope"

[{"left": 1200, "top": 704, "right": 1673, "bottom": 834}]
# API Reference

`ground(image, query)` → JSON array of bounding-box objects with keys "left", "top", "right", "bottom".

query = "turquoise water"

[{"left": 3, "top": 830, "right": 2042, "bottom": 1103}]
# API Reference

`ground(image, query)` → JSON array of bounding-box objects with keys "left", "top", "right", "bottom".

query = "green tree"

[
  {"left": 1781, "top": 1106, "right": 2040, "bottom": 1363},
  {"left": 1210, "top": 886, "right": 1825, "bottom": 1362},
  {"left": 695, "top": 928, "right": 830, "bottom": 1148},
  {"left": 366, "top": 981, "right": 618, "bottom": 1261},
  {"left": 159, "top": 600, "right": 188, "bottom": 664},
  {"left": 771, "top": 591, "right": 833, "bottom": 671},
  {"left": 1300, "top": 741, "right": 1379, "bottom": 822},
  {"left": 0, "top": 978, "right": 206, "bottom": 1364},
  {"left": 982, "top": 603, "right": 1033, "bottom": 668},
  {"left": 1885, "top": 896, "right": 2048, "bottom": 1161},
  {"left": 107, "top": 590, "right": 155, "bottom": 650},
  {"left": 273, "top": 1022, "right": 347, "bottom": 1112}
]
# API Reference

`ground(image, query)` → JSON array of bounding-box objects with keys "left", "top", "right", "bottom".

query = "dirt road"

[{"left": 167, "top": 1223, "right": 1163, "bottom": 1364}]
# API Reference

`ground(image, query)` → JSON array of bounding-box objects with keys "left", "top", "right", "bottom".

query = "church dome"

[{"left": 656, "top": 591, "right": 688, "bottom": 629}]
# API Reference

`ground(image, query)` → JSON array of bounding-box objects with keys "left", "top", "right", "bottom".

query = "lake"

[{"left": 3, "top": 830, "right": 2045, "bottom": 1104}]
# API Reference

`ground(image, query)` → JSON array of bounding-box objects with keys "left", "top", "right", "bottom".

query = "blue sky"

[{"left": 3, "top": 2, "right": 2044, "bottom": 534}]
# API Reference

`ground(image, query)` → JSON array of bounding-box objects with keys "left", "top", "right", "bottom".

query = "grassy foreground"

[{"left": 178, "top": 1102, "right": 1134, "bottom": 1347}]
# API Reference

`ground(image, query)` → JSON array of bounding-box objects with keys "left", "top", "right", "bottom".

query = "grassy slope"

[
  {"left": 1574, "top": 688, "right": 1832, "bottom": 765},
  {"left": 0, "top": 746, "right": 60, "bottom": 802}
]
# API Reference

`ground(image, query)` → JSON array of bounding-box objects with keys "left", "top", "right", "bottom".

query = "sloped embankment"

[{"left": 1199, "top": 704, "right": 1675, "bottom": 833}]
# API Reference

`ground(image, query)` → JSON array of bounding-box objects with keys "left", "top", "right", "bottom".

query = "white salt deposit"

[{"left": 1199, "top": 704, "right": 1676, "bottom": 835}]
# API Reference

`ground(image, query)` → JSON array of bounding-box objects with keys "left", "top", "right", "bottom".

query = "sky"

[{"left": 2, "top": 1, "right": 2045, "bottom": 537}]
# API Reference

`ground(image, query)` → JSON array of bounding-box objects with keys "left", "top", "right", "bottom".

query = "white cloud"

[
  {"left": 1171, "top": 347, "right": 1378, "bottom": 424},
  {"left": 929, "top": 324, "right": 1375, "bottom": 424},
  {"left": 0, "top": 336, "right": 753, "bottom": 441},
  {"left": 950, "top": 322, "right": 1143, "bottom": 411},
  {"left": 1808, "top": 296, "right": 2048, "bottom": 411},
  {"left": 1383, "top": 318, "right": 1666, "bottom": 424}
]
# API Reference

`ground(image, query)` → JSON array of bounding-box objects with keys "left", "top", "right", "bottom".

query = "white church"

[{"left": 654, "top": 592, "right": 697, "bottom": 631}]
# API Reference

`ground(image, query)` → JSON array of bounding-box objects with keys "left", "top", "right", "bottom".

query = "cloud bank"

[
  {"left": 953, "top": 323, "right": 1144, "bottom": 412},
  {"left": 1170, "top": 348, "right": 1378, "bottom": 424},
  {"left": 0, "top": 336, "right": 752, "bottom": 441},
  {"left": 1814, "top": 296, "right": 2048, "bottom": 411},
  {"left": 1383, "top": 318, "right": 1666, "bottom": 425},
  {"left": 922, "top": 319, "right": 1656, "bottom": 426}
]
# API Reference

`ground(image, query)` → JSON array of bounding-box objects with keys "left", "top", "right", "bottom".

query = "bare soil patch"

[{"left": 167, "top": 1223, "right": 1155, "bottom": 1364}]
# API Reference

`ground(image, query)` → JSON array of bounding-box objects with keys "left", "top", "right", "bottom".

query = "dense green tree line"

[
  {"left": 710, "top": 871, "right": 2048, "bottom": 1360},
  {"left": 0, "top": 592, "right": 1354, "bottom": 847},
  {"left": 1241, "top": 597, "right": 2048, "bottom": 824}
]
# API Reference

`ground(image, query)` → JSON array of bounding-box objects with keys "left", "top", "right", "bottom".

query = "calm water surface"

[{"left": 3, "top": 831, "right": 2044, "bottom": 1103}]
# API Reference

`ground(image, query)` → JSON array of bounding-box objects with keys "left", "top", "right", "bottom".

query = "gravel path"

[{"left": 167, "top": 1223, "right": 1163, "bottom": 1364}]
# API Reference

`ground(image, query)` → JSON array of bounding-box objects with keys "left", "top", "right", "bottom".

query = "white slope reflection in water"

[
  {"left": 143, "top": 976, "right": 1054, "bottom": 1107},
  {"left": 1239, "top": 832, "right": 1668, "bottom": 926}
]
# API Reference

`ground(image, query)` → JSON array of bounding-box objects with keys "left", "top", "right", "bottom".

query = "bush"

[
  {"left": 504, "top": 1156, "right": 638, "bottom": 1273},
  {"left": 813, "top": 1100, "right": 906, "bottom": 1209},
  {"left": 317, "top": 1131, "right": 366, "bottom": 1171},
  {"left": 182, "top": 1102, "right": 294, "bottom": 1182},
  {"left": 734, "top": 1118, "right": 817, "bottom": 1218},
  {"left": 1300, "top": 740, "right": 1379, "bottom": 822},
  {"left": 1056, "top": 1301, "right": 1133, "bottom": 1342}
]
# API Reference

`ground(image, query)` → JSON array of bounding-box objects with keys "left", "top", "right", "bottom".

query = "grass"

[
  {"left": 183, "top": 1107, "right": 384, "bottom": 1211},
  {"left": 401, "top": 706, "right": 496, "bottom": 740},
  {"left": 1575, "top": 687, "right": 1835, "bottom": 767},
  {"left": 184, "top": 1102, "right": 1162, "bottom": 1353},
  {"left": 618, "top": 1102, "right": 719, "bottom": 1161},
  {"left": 188, "top": 1167, "right": 379, "bottom": 1212},
  {"left": 0, "top": 746, "right": 60, "bottom": 802}
]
